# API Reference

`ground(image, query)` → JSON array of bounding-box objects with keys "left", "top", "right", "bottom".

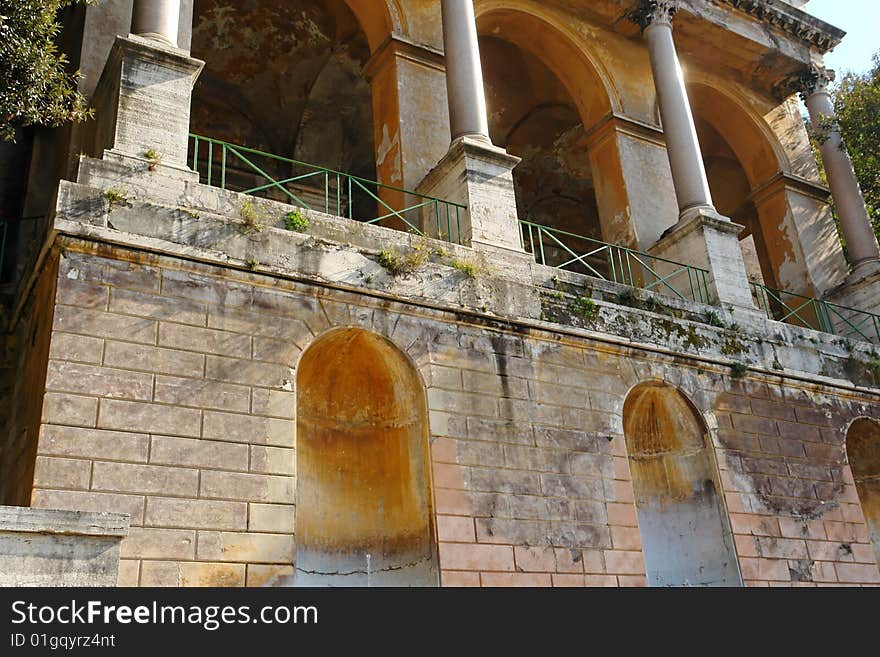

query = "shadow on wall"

[
  {"left": 293, "top": 328, "right": 439, "bottom": 587},
  {"left": 623, "top": 382, "right": 742, "bottom": 587}
]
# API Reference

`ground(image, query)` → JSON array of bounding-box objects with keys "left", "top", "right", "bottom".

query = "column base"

[
  {"left": 825, "top": 259, "right": 880, "bottom": 316},
  {"left": 417, "top": 136, "right": 524, "bottom": 253},
  {"left": 86, "top": 35, "right": 204, "bottom": 169},
  {"left": 651, "top": 207, "right": 759, "bottom": 312},
  {"left": 75, "top": 150, "right": 199, "bottom": 208}
]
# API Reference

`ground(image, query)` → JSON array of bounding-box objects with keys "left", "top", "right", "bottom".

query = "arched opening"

[
  {"left": 481, "top": 37, "right": 600, "bottom": 242},
  {"left": 688, "top": 84, "right": 794, "bottom": 293},
  {"left": 476, "top": 9, "right": 623, "bottom": 276},
  {"left": 295, "top": 328, "right": 438, "bottom": 586},
  {"left": 189, "top": 0, "right": 383, "bottom": 217},
  {"left": 846, "top": 418, "right": 880, "bottom": 569},
  {"left": 623, "top": 383, "right": 741, "bottom": 587}
]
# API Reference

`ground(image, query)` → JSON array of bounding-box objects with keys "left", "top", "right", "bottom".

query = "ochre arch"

[
  {"left": 687, "top": 81, "right": 790, "bottom": 188},
  {"left": 294, "top": 327, "right": 438, "bottom": 586},
  {"left": 623, "top": 382, "right": 741, "bottom": 587},
  {"left": 686, "top": 80, "right": 802, "bottom": 291},
  {"left": 475, "top": 1, "right": 619, "bottom": 129},
  {"left": 344, "top": 0, "right": 401, "bottom": 54}
]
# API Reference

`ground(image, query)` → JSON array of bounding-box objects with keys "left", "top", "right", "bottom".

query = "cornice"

[{"left": 711, "top": 0, "right": 845, "bottom": 53}]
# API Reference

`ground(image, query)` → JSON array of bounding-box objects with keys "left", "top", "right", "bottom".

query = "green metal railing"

[
  {"left": 751, "top": 282, "right": 880, "bottom": 344},
  {"left": 189, "top": 134, "right": 465, "bottom": 243},
  {"left": 520, "top": 220, "right": 712, "bottom": 304}
]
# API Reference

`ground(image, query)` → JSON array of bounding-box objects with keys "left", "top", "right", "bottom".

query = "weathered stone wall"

[
  {"left": 2, "top": 0, "right": 873, "bottom": 590},
  {"left": 714, "top": 382, "right": 880, "bottom": 585},
  {"left": 28, "top": 238, "right": 880, "bottom": 587},
  {"left": 0, "top": 506, "right": 128, "bottom": 587}
]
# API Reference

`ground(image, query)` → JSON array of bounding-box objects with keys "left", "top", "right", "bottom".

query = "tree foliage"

[
  {"left": 835, "top": 53, "right": 880, "bottom": 242},
  {"left": 0, "top": 0, "right": 93, "bottom": 142}
]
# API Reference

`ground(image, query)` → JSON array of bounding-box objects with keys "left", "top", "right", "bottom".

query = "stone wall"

[
  {"left": 28, "top": 238, "right": 880, "bottom": 586},
  {"left": 714, "top": 382, "right": 879, "bottom": 585},
  {"left": 0, "top": 506, "right": 128, "bottom": 587}
]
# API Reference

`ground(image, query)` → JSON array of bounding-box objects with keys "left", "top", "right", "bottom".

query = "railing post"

[{"left": 817, "top": 300, "right": 835, "bottom": 335}]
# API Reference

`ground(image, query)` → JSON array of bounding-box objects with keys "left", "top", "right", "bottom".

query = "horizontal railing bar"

[
  {"left": 518, "top": 219, "right": 710, "bottom": 274},
  {"left": 519, "top": 219, "right": 710, "bottom": 305},
  {"left": 190, "top": 133, "right": 465, "bottom": 209},
  {"left": 751, "top": 281, "right": 880, "bottom": 344}
]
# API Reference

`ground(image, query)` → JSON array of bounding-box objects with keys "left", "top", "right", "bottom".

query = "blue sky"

[{"left": 806, "top": 0, "right": 879, "bottom": 74}]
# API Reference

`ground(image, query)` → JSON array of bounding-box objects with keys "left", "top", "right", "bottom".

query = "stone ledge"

[
  {"left": 0, "top": 506, "right": 130, "bottom": 538},
  {"left": 37, "top": 173, "right": 880, "bottom": 393}
]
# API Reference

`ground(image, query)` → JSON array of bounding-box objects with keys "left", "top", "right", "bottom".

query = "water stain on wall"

[
  {"left": 624, "top": 382, "right": 741, "bottom": 586},
  {"left": 295, "top": 328, "right": 438, "bottom": 586},
  {"left": 847, "top": 418, "right": 880, "bottom": 568}
]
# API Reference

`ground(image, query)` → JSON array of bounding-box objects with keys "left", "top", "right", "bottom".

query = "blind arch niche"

[
  {"left": 846, "top": 418, "right": 880, "bottom": 570},
  {"left": 623, "top": 382, "right": 741, "bottom": 587},
  {"left": 295, "top": 327, "right": 438, "bottom": 586}
]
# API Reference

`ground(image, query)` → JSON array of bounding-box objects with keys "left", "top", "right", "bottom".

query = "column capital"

[
  {"left": 796, "top": 64, "right": 836, "bottom": 101},
  {"left": 628, "top": 0, "right": 679, "bottom": 32}
]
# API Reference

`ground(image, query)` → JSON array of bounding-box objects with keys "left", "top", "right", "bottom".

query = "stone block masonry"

[
  {"left": 0, "top": 506, "right": 129, "bottom": 587},
  {"left": 26, "top": 238, "right": 880, "bottom": 587}
]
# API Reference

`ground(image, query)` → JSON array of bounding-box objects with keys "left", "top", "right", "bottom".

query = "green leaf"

[{"left": 0, "top": 0, "right": 95, "bottom": 141}]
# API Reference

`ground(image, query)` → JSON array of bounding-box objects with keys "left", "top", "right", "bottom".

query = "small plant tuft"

[
  {"left": 240, "top": 199, "right": 266, "bottom": 232},
  {"left": 378, "top": 249, "right": 405, "bottom": 275},
  {"left": 378, "top": 238, "right": 432, "bottom": 277},
  {"left": 245, "top": 259, "right": 258, "bottom": 271},
  {"left": 451, "top": 258, "right": 478, "bottom": 277},
  {"left": 104, "top": 187, "right": 130, "bottom": 211},
  {"left": 284, "top": 209, "right": 310, "bottom": 233},
  {"left": 721, "top": 333, "right": 748, "bottom": 356},
  {"left": 569, "top": 296, "right": 599, "bottom": 322},
  {"left": 616, "top": 289, "right": 635, "bottom": 307},
  {"left": 143, "top": 148, "right": 162, "bottom": 171},
  {"left": 705, "top": 311, "right": 724, "bottom": 328},
  {"left": 729, "top": 362, "right": 749, "bottom": 379}
]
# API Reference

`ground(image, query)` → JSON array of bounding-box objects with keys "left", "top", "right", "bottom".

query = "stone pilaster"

[
  {"left": 418, "top": 137, "right": 523, "bottom": 252},
  {"left": 650, "top": 207, "right": 758, "bottom": 311}
]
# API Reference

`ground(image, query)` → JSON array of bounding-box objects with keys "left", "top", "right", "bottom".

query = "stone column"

[
  {"left": 633, "top": 0, "right": 714, "bottom": 216},
  {"left": 800, "top": 65, "right": 880, "bottom": 274},
  {"left": 131, "top": 0, "right": 181, "bottom": 47},
  {"left": 418, "top": 0, "right": 525, "bottom": 254},
  {"left": 629, "top": 1, "right": 756, "bottom": 311},
  {"left": 440, "top": 0, "right": 491, "bottom": 142}
]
